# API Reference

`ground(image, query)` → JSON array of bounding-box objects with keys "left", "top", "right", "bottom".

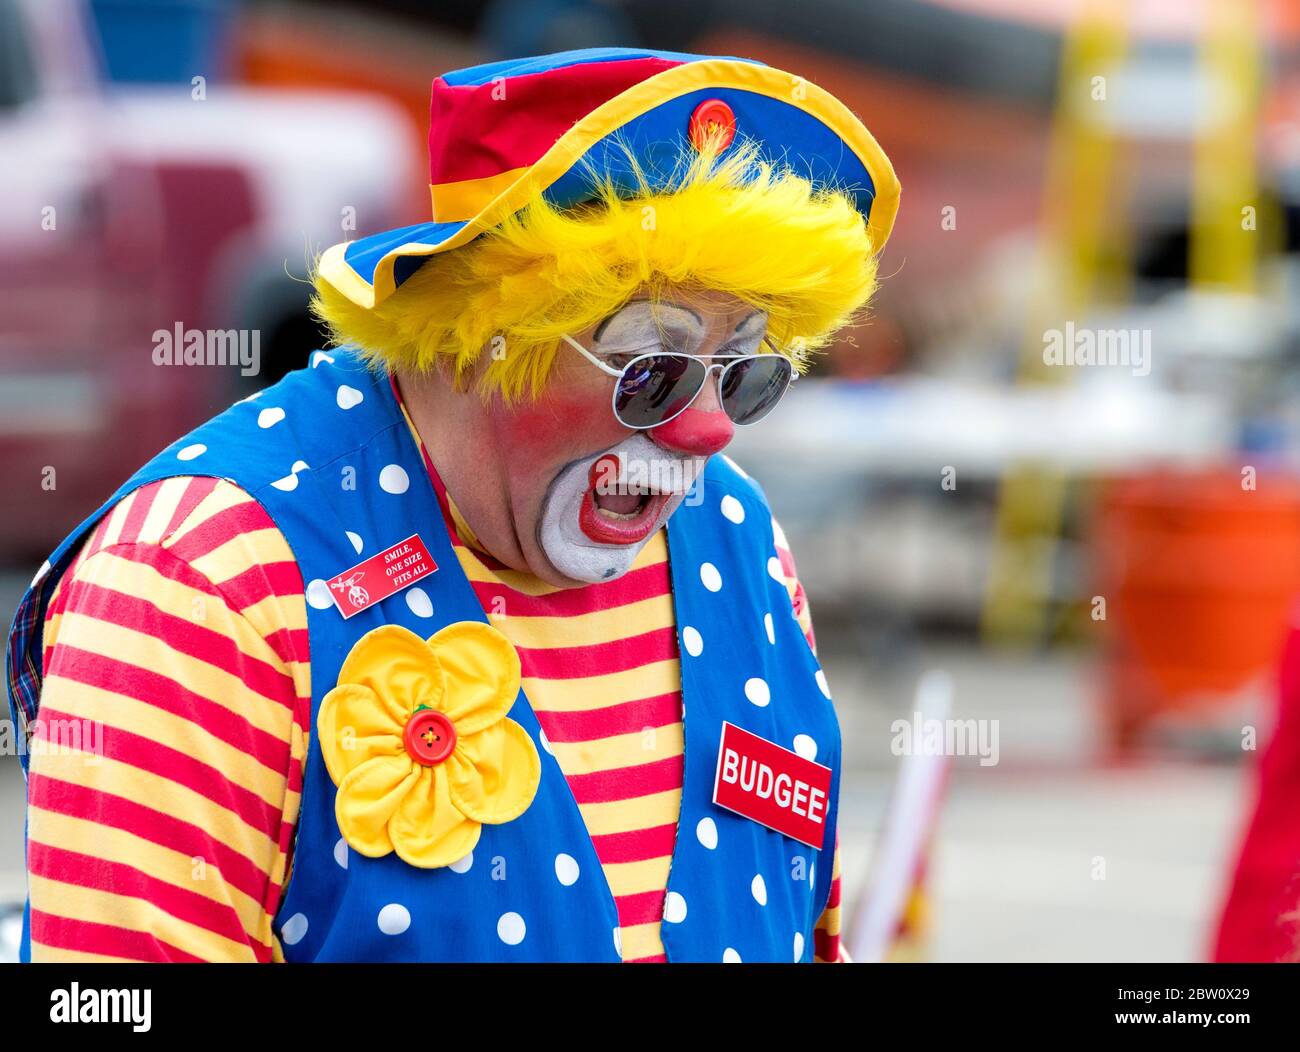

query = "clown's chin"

[{"left": 537, "top": 435, "right": 700, "bottom": 584}]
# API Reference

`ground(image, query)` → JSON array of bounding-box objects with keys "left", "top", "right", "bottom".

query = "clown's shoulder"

[{"left": 700, "top": 452, "right": 769, "bottom": 517}]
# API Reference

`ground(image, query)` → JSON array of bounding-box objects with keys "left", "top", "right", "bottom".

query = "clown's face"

[{"left": 474, "top": 290, "right": 769, "bottom": 587}]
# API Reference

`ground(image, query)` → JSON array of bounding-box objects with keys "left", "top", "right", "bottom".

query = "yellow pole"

[
  {"left": 1190, "top": 0, "right": 1262, "bottom": 294},
  {"left": 981, "top": 1, "right": 1130, "bottom": 645}
]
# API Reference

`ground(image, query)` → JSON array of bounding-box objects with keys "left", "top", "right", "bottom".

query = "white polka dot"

[
  {"left": 764, "top": 613, "right": 775, "bottom": 645},
  {"left": 281, "top": 912, "right": 308, "bottom": 945},
  {"left": 663, "top": 891, "right": 687, "bottom": 924},
  {"left": 538, "top": 727, "right": 554, "bottom": 756},
  {"left": 815, "top": 670, "right": 831, "bottom": 698},
  {"left": 405, "top": 587, "right": 433, "bottom": 618},
  {"left": 695, "top": 816, "right": 718, "bottom": 850},
  {"left": 767, "top": 556, "right": 783, "bottom": 582},
  {"left": 700, "top": 562, "right": 722, "bottom": 592},
  {"left": 346, "top": 531, "right": 363, "bottom": 554},
  {"left": 176, "top": 443, "right": 206, "bottom": 461},
  {"left": 554, "top": 853, "right": 579, "bottom": 886},
  {"left": 378, "top": 903, "right": 410, "bottom": 935},
  {"left": 752, "top": 874, "right": 768, "bottom": 906},
  {"left": 333, "top": 838, "right": 348, "bottom": 869},
  {"left": 613, "top": 927, "right": 622, "bottom": 958},
  {"left": 449, "top": 851, "right": 474, "bottom": 874},
  {"left": 306, "top": 579, "right": 334, "bottom": 610},
  {"left": 794, "top": 931, "right": 805, "bottom": 962},
  {"left": 682, "top": 626, "right": 703, "bottom": 657},
  {"left": 271, "top": 460, "right": 310, "bottom": 492},
  {"left": 379, "top": 464, "right": 410, "bottom": 494},
  {"left": 744, "top": 677, "right": 771, "bottom": 707},
  {"left": 720, "top": 495, "right": 746, "bottom": 524},
  {"left": 311, "top": 351, "right": 335, "bottom": 368},
  {"left": 497, "top": 911, "right": 526, "bottom": 945},
  {"left": 792, "top": 734, "right": 818, "bottom": 761},
  {"left": 723, "top": 947, "right": 742, "bottom": 963},
  {"left": 336, "top": 385, "right": 364, "bottom": 410},
  {"left": 257, "top": 406, "right": 285, "bottom": 429}
]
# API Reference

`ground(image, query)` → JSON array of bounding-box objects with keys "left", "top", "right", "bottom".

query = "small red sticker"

[
  {"left": 712, "top": 721, "right": 832, "bottom": 849},
  {"left": 327, "top": 534, "right": 436, "bottom": 619}
]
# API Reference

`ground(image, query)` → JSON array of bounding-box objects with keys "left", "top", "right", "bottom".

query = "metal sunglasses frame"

[{"left": 560, "top": 333, "right": 797, "bottom": 431}]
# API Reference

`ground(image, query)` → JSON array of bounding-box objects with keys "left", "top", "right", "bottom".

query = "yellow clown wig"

[{"left": 311, "top": 139, "right": 884, "bottom": 402}]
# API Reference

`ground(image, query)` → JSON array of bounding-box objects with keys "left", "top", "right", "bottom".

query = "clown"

[{"left": 6, "top": 48, "right": 898, "bottom": 962}]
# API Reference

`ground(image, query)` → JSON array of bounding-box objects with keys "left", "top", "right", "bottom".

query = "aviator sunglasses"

[{"left": 561, "top": 333, "right": 796, "bottom": 431}]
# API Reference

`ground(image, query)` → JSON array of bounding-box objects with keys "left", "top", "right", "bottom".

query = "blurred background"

[{"left": 4, "top": 0, "right": 1300, "bottom": 962}]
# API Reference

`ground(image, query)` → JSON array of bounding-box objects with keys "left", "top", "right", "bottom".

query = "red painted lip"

[{"left": 578, "top": 486, "right": 670, "bottom": 544}]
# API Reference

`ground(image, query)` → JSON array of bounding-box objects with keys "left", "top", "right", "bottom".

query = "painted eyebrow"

[
  {"left": 593, "top": 301, "right": 704, "bottom": 341},
  {"left": 733, "top": 312, "right": 766, "bottom": 335}
]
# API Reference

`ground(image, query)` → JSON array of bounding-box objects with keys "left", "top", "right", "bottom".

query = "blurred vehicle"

[{"left": 0, "top": 0, "right": 418, "bottom": 558}]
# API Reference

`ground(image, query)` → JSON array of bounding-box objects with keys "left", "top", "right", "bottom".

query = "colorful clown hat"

[{"left": 318, "top": 47, "right": 901, "bottom": 310}]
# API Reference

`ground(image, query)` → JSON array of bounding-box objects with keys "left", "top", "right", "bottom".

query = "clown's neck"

[{"left": 389, "top": 372, "right": 494, "bottom": 555}]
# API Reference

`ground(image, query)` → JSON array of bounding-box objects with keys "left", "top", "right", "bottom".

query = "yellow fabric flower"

[{"left": 317, "top": 621, "right": 540, "bottom": 869}]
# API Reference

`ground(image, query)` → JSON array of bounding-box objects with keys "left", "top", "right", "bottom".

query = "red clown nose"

[{"left": 649, "top": 407, "right": 735, "bottom": 457}]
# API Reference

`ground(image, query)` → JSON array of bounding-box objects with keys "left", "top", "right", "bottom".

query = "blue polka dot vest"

[{"left": 7, "top": 350, "right": 842, "bottom": 962}]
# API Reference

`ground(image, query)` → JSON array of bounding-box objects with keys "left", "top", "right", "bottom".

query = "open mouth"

[{"left": 578, "top": 454, "right": 672, "bottom": 545}]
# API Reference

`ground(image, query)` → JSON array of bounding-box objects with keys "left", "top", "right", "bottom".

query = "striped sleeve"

[
  {"left": 814, "top": 836, "right": 847, "bottom": 962},
  {"left": 26, "top": 477, "right": 310, "bottom": 962},
  {"left": 771, "top": 515, "right": 847, "bottom": 962},
  {"left": 772, "top": 515, "right": 816, "bottom": 653}
]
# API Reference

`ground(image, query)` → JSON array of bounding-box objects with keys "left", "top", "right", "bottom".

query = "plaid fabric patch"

[{"left": 5, "top": 560, "right": 64, "bottom": 772}]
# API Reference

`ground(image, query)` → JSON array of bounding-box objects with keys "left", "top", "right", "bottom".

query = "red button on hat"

[
  {"left": 404, "top": 708, "right": 457, "bottom": 765},
  {"left": 688, "top": 98, "right": 736, "bottom": 151}
]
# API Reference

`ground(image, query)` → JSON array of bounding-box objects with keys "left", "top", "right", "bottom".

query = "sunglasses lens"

[
  {"left": 719, "top": 356, "right": 793, "bottom": 425},
  {"left": 614, "top": 355, "right": 707, "bottom": 428}
]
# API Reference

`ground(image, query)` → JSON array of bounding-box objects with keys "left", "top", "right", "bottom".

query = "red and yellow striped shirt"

[
  {"left": 29, "top": 476, "right": 309, "bottom": 962},
  {"left": 27, "top": 428, "right": 845, "bottom": 961}
]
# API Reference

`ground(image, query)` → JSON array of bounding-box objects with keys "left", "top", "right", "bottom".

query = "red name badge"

[
  {"left": 327, "top": 534, "right": 437, "bottom": 619},
  {"left": 712, "top": 721, "right": 832, "bottom": 849}
]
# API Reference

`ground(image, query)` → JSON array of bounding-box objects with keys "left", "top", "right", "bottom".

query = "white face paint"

[
  {"left": 534, "top": 299, "right": 767, "bottom": 583},
  {"left": 537, "top": 432, "right": 706, "bottom": 583},
  {"left": 590, "top": 300, "right": 767, "bottom": 360}
]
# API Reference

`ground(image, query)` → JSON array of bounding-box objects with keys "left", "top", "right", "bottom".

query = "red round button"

[
  {"left": 404, "top": 708, "right": 457, "bottom": 766},
  {"left": 688, "top": 99, "right": 736, "bottom": 151}
]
